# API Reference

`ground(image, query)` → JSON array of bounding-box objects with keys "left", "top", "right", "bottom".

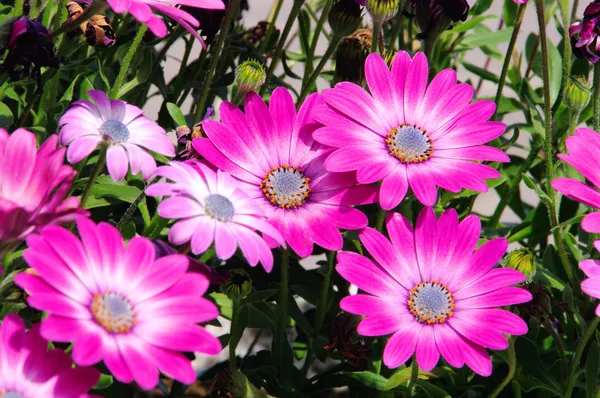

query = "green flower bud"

[
  {"left": 504, "top": 248, "right": 536, "bottom": 280},
  {"left": 329, "top": 0, "right": 363, "bottom": 38},
  {"left": 334, "top": 28, "right": 372, "bottom": 85},
  {"left": 222, "top": 269, "right": 252, "bottom": 301},
  {"left": 235, "top": 59, "right": 266, "bottom": 94},
  {"left": 565, "top": 75, "right": 591, "bottom": 112},
  {"left": 366, "top": 0, "right": 399, "bottom": 23}
]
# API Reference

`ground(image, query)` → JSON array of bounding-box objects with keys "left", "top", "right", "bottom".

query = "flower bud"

[
  {"left": 565, "top": 75, "right": 591, "bottom": 111},
  {"left": 411, "top": 0, "right": 469, "bottom": 40},
  {"left": 366, "top": 0, "right": 400, "bottom": 23},
  {"left": 334, "top": 28, "right": 372, "bottom": 85},
  {"left": 504, "top": 248, "right": 536, "bottom": 280},
  {"left": 222, "top": 268, "right": 252, "bottom": 301},
  {"left": 235, "top": 59, "right": 266, "bottom": 94},
  {"left": 329, "top": 0, "right": 363, "bottom": 38}
]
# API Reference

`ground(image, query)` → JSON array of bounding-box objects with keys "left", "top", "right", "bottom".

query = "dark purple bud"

[
  {"left": 411, "top": 0, "right": 469, "bottom": 40},
  {"left": 571, "top": 0, "right": 600, "bottom": 63}
]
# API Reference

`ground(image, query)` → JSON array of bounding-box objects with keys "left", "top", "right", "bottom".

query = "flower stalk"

[
  {"left": 488, "top": 338, "right": 516, "bottom": 398},
  {"left": 110, "top": 24, "right": 148, "bottom": 99},
  {"left": 79, "top": 142, "right": 108, "bottom": 209}
]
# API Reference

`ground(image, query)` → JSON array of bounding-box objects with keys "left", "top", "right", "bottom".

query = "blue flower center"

[
  {"left": 260, "top": 165, "right": 311, "bottom": 209},
  {"left": 386, "top": 124, "right": 433, "bottom": 163},
  {"left": 408, "top": 281, "right": 455, "bottom": 324},
  {"left": 99, "top": 119, "right": 130, "bottom": 142},
  {"left": 91, "top": 292, "right": 136, "bottom": 333},
  {"left": 205, "top": 194, "right": 235, "bottom": 221}
]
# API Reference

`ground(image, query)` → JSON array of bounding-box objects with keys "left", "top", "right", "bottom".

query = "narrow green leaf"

[
  {"left": 166, "top": 102, "right": 187, "bottom": 127},
  {"left": 345, "top": 371, "right": 389, "bottom": 390},
  {"left": 0, "top": 102, "right": 14, "bottom": 128}
]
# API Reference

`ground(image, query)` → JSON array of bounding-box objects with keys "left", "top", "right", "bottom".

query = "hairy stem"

[
  {"left": 193, "top": 0, "right": 240, "bottom": 123},
  {"left": 554, "top": 0, "right": 572, "bottom": 114},
  {"left": 298, "top": 34, "right": 342, "bottom": 104},
  {"left": 371, "top": 22, "right": 381, "bottom": 54},
  {"left": 229, "top": 298, "right": 240, "bottom": 370},
  {"left": 564, "top": 317, "right": 600, "bottom": 397},
  {"left": 407, "top": 358, "right": 419, "bottom": 394},
  {"left": 275, "top": 249, "right": 290, "bottom": 371},
  {"left": 110, "top": 24, "right": 148, "bottom": 99},
  {"left": 79, "top": 143, "right": 108, "bottom": 208},
  {"left": 488, "top": 339, "right": 516, "bottom": 398},
  {"left": 303, "top": 0, "right": 334, "bottom": 83},
  {"left": 493, "top": 3, "right": 526, "bottom": 121},
  {"left": 258, "top": 0, "right": 284, "bottom": 54}
]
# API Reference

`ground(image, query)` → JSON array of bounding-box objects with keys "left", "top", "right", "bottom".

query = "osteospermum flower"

[
  {"left": 314, "top": 52, "right": 508, "bottom": 209},
  {"left": 337, "top": 208, "right": 531, "bottom": 375},
  {"left": 0, "top": 314, "right": 100, "bottom": 397},
  {"left": 58, "top": 90, "right": 175, "bottom": 181},
  {"left": 106, "top": 0, "right": 224, "bottom": 44},
  {"left": 146, "top": 160, "right": 284, "bottom": 272},
  {"left": 580, "top": 243, "right": 600, "bottom": 316},
  {"left": 570, "top": 0, "right": 600, "bottom": 63},
  {"left": 0, "top": 129, "right": 86, "bottom": 267},
  {"left": 552, "top": 128, "right": 600, "bottom": 235},
  {"left": 194, "top": 88, "right": 377, "bottom": 258},
  {"left": 15, "top": 218, "right": 222, "bottom": 390}
]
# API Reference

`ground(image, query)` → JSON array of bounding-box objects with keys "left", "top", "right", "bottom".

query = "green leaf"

[
  {"left": 449, "top": 15, "right": 495, "bottom": 33},
  {"left": 385, "top": 367, "right": 444, "bottom": 391},
  {"left": 462, "top": 62, "right": 499, "bottom": 83},
  {"left": 210, "top": 292, "right": 233, "bottom": 319},
  {"left": 59, "top": 74, "right": 82, "bottom": 104},
  {"left": 547, "top": 39, "right": 562, "bottom": 106},
  {"left": 345, "top": 371, "right": 389, "bottom": 390},
  {"left": 470, "top": 0, "right": 494, "bottom": 15},
  {"left": 166, "top": 102, "right": 187, "bottom": 127},
  {"left": 586, "top": 342, "right": 599, "bottom": 398},
  {"left": 534, "top": 268, "right": 566, "bottom": 292},
  {"left": 416, "top": 380, "right": 451, "bottom": 397},
  {"left": 229, "top": 305, "right": 249, "bottom": 354},
  {"left": 0, "top": 102, "right": 14, "bottom": 128},
  {"left": 90, "top": 184, "right": 142, "bottom": 204},
  {"left": 94, "top": 374, "right": 114, "bottom": 390},
  {"left": 240, "top": 289, "right": 278, "bottom": 307},
  {"left": 459, "top": 27, "right": 514, "bottom": 50}
]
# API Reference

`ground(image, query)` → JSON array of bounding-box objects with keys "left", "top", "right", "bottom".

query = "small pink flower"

[
  {"left": 580, "top": 245, "right": 600, "bottom": 316},
  {"left": 194, "top": 88, "right": 377, "bottom": 258},
  {"left": 0, "top": 129, "right": 86, "bottom": 264},
  {"left": 314, "top": 52, "right": 508, "bottom": 208},
  {"left": 146, "top": 160, "right": 284, "bottom": 272},
  {"left": 106, "top": 0, "right": 225, "bottom": 44},
  {"left": 15, "top": 218, "right": 222, "bottom": 390},
  {"left": 337, "top": 208, "right": 531, "bottom": 375},
  {"left": 0, "top": 314, "right": 100, "bottom": 397},
  {"left": 58, "top": 90, "right": 175, "bottom": 182},
  {"left": 552, "top": 128, "right": 600, "bottom": 235}
]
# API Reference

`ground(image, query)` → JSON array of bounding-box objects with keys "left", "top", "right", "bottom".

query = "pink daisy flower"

[
  {"left": 0, "top": 128, "right": 86, "bottom": 264},
  {"left": 337, "top": 208, "right": 532, "bottom": 375},
  {"left": 580, "top": 244, "right": 600, "bottom": 316},
  {"left": 552, "top": 128, "right": 600, "bottom": 235},
  {"left": 0, "top": 314, "right": 100, "bottom": 398},
  {"left": 313, "top": 52, "right": 509, "bottom": 209},
  {"left": 146, "top": 160, "right": 285, "bottom": 272},
  {"left": 58, "top": 90, "right": 175, "bottom": 182},
  {"left": 15, "top": 217, "right": 222, "bottom": 390},
  {"left": 106, "top": 0, "right": 225, "bottom": 44},
  {"left": 193, "top": 88, "right": 377, "bottom": 258}
]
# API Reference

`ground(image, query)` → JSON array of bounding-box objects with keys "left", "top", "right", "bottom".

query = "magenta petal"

[
  {"left": 448, "top": 316, "right": 508, "bottom": 350},
  {"left": 433, "top": 324, "right": 464, "bottom": 367},
  {"left": 415, "top": 327, "right": 440, "bottom": 371},
  {"left": 583, "top": 212, "right": 600, "bottom": 234},
  {"left": 379, "top": 166, "right": 408, "bottom": 210},
  {"left": 383, "top": 324, "right": 420, "bottom": 368},
  {"left": 106, "top": 145, "right": 129, "bottom": 181},
  {"left": 336, "top": 251, "right": 399, "bottom": 296}
]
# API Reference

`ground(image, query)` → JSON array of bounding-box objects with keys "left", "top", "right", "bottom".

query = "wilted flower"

[
  {"left": 366, "top": 0, "right": 399, "bottom": 23},
  {"left": 334, "top": 28, "right": 371, "bottom": 85},
  {"left": 235, "top": 59, "right": 266, "bottom": 94},
  {"left": 570, "top": 0, "right": 600, "bottom": 63},
  {"left": 182, "top": 0, "right": 249, "bottom": 44},
  {"left": 0, "top": 17, "right": 58, "bottom": 87},
  {"left": 324, "top": 313, "right": 371, "bottom": 370},
  {"left": 15, "top": 217, "right": 222, "bottom": 390},
  {"left": 175, "top": 105, "right": 214, "bottom": 161},
  {"left": 329, "top": 0, "right": 363, "bottom": 37},
  {"left": 244, "top": 21, "right": 279, "bottom": 48},
  {"left": 410, "top": 0, "right": 470, "bottom": 40},
  {"left": 0, "top": 314, "right": 100, "bottom": 397}
]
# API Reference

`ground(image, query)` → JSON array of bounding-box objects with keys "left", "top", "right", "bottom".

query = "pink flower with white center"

[
  {"left": 14, "top": 218, "right": 222, "bottom": 390},
  {"left": 146, "top": 160, "right": 284, "bottom": 272},
  {"left": 0, "top": 129, "right": 86, "bottom": 266},
  {"left": 0, "top": 314, "right": 100, "bottom": 398},
  {"left": 58, "top": 90, "right": 175, "bottom": 182},
  {"left": 106, "top": 0, "right": 225, "bottom": 44},
  {"left": 313, "top": 52, "right": 509, "bottom": 209},
  {"left": 193, "top": 88, "right": 377, "bottom": 258},
  {"left": 337, "top": 208, "right": 532, "bottom": 375},
  {"left": 552, "top": 128, "right": 600, "bottom": 236},
  {"left": 580, "top": 244, "right": 600, "bottom": 316}
]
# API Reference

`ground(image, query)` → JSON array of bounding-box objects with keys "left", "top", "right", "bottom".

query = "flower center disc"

[
  {"left": 91, "top": 292, "right": 136, "bottom": 333},
  {"left": 408, "top": 281, "right": 455, "bottom": 324},
  {"left": 205, "top": 193, "right": 235, "bottom": 221},
  {"left": 1, "top": 392, "right": 26, "bottom": 398},
  {"left": 99, "top": 119, "right": 130, "bottom": 142},
  {"left": 260, "top": 165, "right": 311, "bottom": 209},
  {"left": 386, "top": 124, "right": 433, "bottom": 163}
]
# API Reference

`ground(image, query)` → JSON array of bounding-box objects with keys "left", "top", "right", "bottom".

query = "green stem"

[
  {"left": 276, "top": 249, "right": 290, "bottom": 371},
  {"left": 407, "top": 358, "right": 419, "bottom": 394},
  {"left": 229, "top": 298, "right": 240, "bottom": 370},
  {"left": 110, "top": 24, "right": 147, "bottom": 99},
  {"left": 303, "top": 0, "right": 334, "bottom": 84},
  {"left": 193, "top": 0, "right": 240, "bottom": 123},
  {"left": 554, "top": 0, "right": 571, "bottom": 114},
  {"left": 258, "top": 0, "right": 284, "bottom": 55},
  {"left": 535, "top": 0, "right": 577, "bottom": 290},
  {"left": 564, "top": 317, "right": 600, "bottom": 397},
  {"left": 116, "top": 176, "right": 158, "bottom": 231},
  {"left": 14, "top": 0, "right": 24, "bottom": 16},
  {"left": 79, "top": 143, "right": 108, "bottom": 208},
  {"left": 488, "top": 339, "right": 516, "bottom": 398},
  {"left": 543, "top": 319, "right": 567, "bottom": 377},
  {"left": 375, "top": 206, "right": 386, "bottom": 232},
  {"left": 298, "top": 34, "right": 342, "bottom": 104},
  {"left": 493, "top": 3, "right": 526, "bottom": 121},
  {"left": 594, "top": 63, "right": 600, "bottom": 131},
  {"left": 260, "top": 0, "right": 306, "bottom": 96},
  {"left": 371, "top": 22, "right": 381, "bottom": 54},
  {"left": 387, "top": 0, "right": 409, "bottom": 52}
]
